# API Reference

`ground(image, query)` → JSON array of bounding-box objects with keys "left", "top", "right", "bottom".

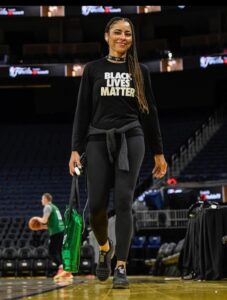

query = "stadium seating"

[
  {"left": 16, "top": 246, "right": 34, "bottom": 276},
  {"left": 32, "top": 246, "right": 49, "bottom": 276},
  {"left": 180, "top": 120, "right": 227, "bottom": 181},
  {"left": 1, "top": 247, "right": 17, "bottom": 276}
]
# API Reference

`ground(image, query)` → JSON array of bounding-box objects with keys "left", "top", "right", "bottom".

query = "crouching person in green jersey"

[{"left": 34, "top": 193, "right": 73, "bottom": 280}]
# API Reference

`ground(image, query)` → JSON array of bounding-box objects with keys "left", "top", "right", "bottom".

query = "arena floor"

[{"left": 1, "top": 276, "right": 227, "bottom": 300}]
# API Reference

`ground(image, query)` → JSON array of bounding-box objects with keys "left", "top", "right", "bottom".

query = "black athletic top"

[{"left": 71, "top": 57, "right": 163, "bottom": 155}]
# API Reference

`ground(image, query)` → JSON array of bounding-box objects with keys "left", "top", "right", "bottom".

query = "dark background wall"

[
  {"left": 0, "top": 66, "right": 226, "bottom": 123},
  {"left": 1, "top": 6, "right": 227, "bottom": 123}
]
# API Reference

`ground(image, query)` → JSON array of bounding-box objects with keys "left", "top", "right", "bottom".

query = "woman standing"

[{"left": 69, "top": 17, "right": 167, "bottom": 288}]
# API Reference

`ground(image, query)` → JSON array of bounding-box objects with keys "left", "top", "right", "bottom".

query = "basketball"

[{"left": 28, "top": 217, "right": 42, "bottom": 231}]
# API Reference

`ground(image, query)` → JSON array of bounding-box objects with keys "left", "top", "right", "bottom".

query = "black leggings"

[
  {"left": 86, "top": 135, "right": 145, "bottom": 261},
  {"left": 49, "top": 231, "right": 64, "bottom": 267}
]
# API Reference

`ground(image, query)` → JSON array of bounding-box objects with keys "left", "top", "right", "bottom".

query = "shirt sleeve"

[
  {"left": 140, "top": 64, "right": 164, "bottom": 155},
  {"left": 71, "top": 63, "right": 93, "bottom": 154}
]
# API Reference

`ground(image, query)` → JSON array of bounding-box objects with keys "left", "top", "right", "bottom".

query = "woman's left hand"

[{"left": 152, "top": 154, "right": 168, "bottom": 178}]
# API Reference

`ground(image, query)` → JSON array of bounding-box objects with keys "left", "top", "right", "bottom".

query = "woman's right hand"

[{"left": 69, "top": 151, "right": 82, "bottom": 176}]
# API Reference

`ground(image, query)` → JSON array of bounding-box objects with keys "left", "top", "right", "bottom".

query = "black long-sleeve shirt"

[{"left": 71, "top": 57, "right": 163, "bottom": 155}]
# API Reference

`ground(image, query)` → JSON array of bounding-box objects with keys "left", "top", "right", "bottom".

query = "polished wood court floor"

[{"left": 1, "top": 276, "right": 227, "bottom": 300}]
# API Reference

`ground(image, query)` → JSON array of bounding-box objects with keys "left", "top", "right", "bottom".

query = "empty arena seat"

[
  {"left": 5, "top": 233, "right": 19, "bottom": 241},
  {"left": 130, "top": 236, "right": 146, "bottom": 260},
  {"left": 1, "top": 239, "right": 15, "bottom": 248},
  {"left": 32, "top": 246, "right": 49, "bottom": 276},
  {"left": 145, "top": 236, "right": 161, "bottom": 259},
  {"left": 22, "top": 227, "right": 33, "bottom": 235},
  {"left": 12, "top": 217, "right": 25, "bottom": 226},
  {"left": 33, "top": 246, "right": 49, "bottom": 259},
  {"left": 0, "top": 217, "right": 11, "bottom": 228},
  {"left": 0, "top": 234, "right": 5, "bottom": 246},
  {"left": 1, "top": 247, "right": 17, "bottom": 276},
  {"left": 0, "top": 226, "right": 8, "bottom": 238},
  {"left": 21, "top": 232, "right": 33, "bottom": 240},
  {"left": 148, "top": 236, "right": 161, "bottom": 247},
  {"left": 16, "top": 238, "right": 32, "bottom": 248},
  {"left": 16, "top": 247, "right": 34, "bottom": 276}
]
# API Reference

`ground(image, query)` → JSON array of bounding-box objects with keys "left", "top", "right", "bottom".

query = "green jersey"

[{"left": 45, "top": 203, "right": 64, "bottom": 236}]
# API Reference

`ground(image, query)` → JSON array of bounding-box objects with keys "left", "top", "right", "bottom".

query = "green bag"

[{"left": 62, "top": 175, "right": 83, "bottom": 273}]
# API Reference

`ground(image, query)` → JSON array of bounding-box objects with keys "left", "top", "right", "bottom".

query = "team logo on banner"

[
  {"left": 81, "top": 6, "right": 121, "bottom": 16},
  {"left": 200, "top": 56, "right": 227, "bottom": 68},
  {"left": 0, "top": 7, "right": 24, "bottom": 15},
  {"left": 9, "top": 66, "right": 49, "bottom": 78}
]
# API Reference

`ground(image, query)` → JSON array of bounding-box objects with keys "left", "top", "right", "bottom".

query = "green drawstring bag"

[{"left": 62, "top": 174, "right": 83, "bottom": 273}]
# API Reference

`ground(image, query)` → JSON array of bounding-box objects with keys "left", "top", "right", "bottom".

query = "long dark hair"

[{"left": 105, "top": 17, "right": 149, "bottom": 113}]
